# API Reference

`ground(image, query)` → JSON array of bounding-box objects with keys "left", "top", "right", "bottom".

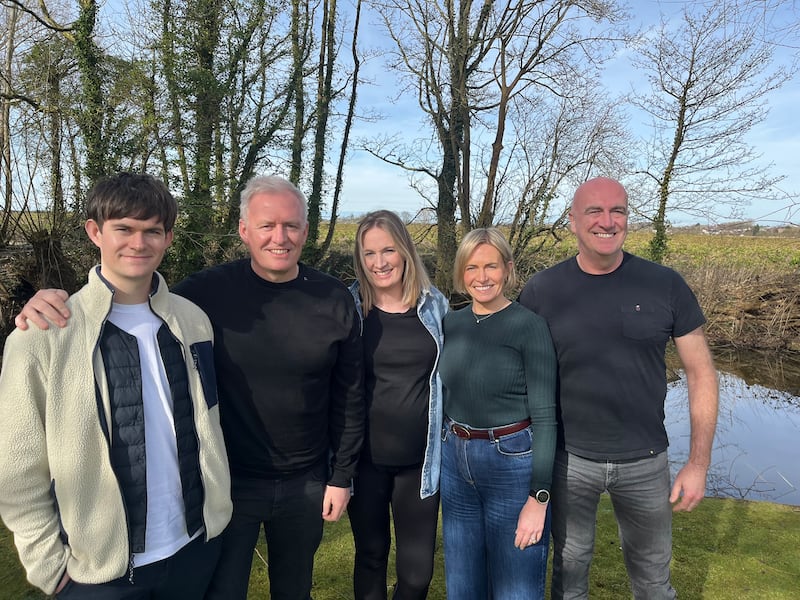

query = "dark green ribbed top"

[{"left": 439, "top": 301, "right": 557, "bottom": 492}]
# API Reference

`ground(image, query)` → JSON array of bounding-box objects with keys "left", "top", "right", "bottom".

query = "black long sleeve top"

[{"left": 173, "top": 259, "right": 365, "bottom": 487}]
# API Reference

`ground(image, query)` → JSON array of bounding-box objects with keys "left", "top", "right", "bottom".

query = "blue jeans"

[
  {"left": 551, "top": 450, "right": 675, "bottom": 600},
  {"left": 441, "top": 422, "right": 549, "bottom": 599}
]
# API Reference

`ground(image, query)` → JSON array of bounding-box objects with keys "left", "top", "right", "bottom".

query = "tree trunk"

[
  {"left": 73, "top": 0, "right": 105, "bottom": 185},
  {"left": 0, "top": 4, "right": 18, "bottom": 246},
  {"left": 306, "top": 0, "right": 337, "bottom": 257},
  {"left": 321, "top": 0, "right": 362, "bottom": 258}
]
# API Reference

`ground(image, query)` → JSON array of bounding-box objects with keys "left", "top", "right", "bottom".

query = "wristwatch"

[{"left": 534, "top": 489, "right": 550, "bottom": 504}]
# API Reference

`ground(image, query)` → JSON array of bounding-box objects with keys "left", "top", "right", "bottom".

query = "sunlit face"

[
  {"left": 86, "top": 216, "right": 172, "bottom": 300},
  {"left": 239, "top": 191, "right": 309, "bottom": 283},
  {"left": 569, "top": 179, "right": 628, "bottom": 273},
  {"left": 361, "top": 226, "right": 405, "bottom": 295},
  {"left": 462, "top": 243, "right": 511, "bottom": 313}
]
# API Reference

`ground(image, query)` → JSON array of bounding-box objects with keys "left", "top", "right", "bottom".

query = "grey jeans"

[{"left": 551, "top": 449, "right": 677, "bottom": 600}]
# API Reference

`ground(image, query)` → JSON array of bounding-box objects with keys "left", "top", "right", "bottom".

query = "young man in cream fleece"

[{"left": 0, "top": 172, "right": 232, "bottom": 598}]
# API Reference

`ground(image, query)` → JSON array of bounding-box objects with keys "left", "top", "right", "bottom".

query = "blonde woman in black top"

[{"left": 348, "top": 210, "right": 449, "bottom": 599}]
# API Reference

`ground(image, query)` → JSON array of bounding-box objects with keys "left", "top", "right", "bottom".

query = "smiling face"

[
  {"left": 462, "top": 242, "right": 511, "bottom": 313},
  {"left": 86, "top": 215, "right": 173, "bottom": 303},
  {"left": 569, "top": 177, "right": 629, "bottom": 274},
  {"left": 239, "top": 191, "right": 309, "bottom": 283},
  {"left": 360, "top": 225, "right": 405, "bottom": 297}
]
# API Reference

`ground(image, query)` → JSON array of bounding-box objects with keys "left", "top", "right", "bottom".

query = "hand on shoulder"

[{"left": 15, "top": 289, "right": 71, "bottom": 331}]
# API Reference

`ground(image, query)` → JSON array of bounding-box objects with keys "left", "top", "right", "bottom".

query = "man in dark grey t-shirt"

[{"left": 519, "top": 177, "right": 718, "bottom": 600}]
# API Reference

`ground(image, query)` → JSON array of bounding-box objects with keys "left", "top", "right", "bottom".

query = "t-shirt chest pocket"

[{"left": 620, "top": 303, "right": 663, "bottom": 341}]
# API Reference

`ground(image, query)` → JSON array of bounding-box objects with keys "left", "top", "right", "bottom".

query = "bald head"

[
  {"left": 571, "top": 177, "right": 628, "bottom": 211},
  {"left": 568, "top": 177, "right": 629, "bottom": 274}
]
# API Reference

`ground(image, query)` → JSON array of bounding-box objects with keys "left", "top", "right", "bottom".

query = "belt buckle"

[{"left": 451, "top": 423, "right": 471, "bottom": 439}]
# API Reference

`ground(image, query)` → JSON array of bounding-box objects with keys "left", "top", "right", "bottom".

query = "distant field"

[
  {"left": 325, "top": 222, "right": 800, "bottom": 275},
  {"left": 9, "top": 210, "right": 799, "bottom": 273},
  {"left": 655, "top": 233, "right": 800, "bottom": 271}
]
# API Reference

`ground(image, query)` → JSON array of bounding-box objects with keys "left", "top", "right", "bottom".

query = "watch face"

[{"left": 536, "top": 489, "right": 550, "bottom": 503}]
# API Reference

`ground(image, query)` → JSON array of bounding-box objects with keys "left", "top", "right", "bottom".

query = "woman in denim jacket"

[{"left": 348, "top": 210, "right": 448, "bottom": 599}]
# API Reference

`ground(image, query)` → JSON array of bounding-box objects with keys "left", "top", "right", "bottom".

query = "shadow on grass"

[{"left": 672, "top": 494, "right": 726, "bottom": 599}]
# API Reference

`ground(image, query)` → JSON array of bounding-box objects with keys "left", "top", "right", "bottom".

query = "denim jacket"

[{"left": 349, "top": 281, "right": 448, "bottom": 498}]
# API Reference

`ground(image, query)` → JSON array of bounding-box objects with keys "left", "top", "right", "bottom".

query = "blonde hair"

[
  {"left": 452, "top": 227, "right": 517, "bottom": 295},
  {"left": 353, "top": 210, "right": 432, "bottom": 315}
]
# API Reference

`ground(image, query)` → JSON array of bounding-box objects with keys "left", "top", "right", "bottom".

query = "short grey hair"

[{"left": 239, "top": 175, "right": 308, "bottom": 222}]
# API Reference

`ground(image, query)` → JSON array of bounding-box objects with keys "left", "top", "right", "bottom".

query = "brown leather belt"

[{"left": 448, "top": 419, "right": 531, "bottom": 440}]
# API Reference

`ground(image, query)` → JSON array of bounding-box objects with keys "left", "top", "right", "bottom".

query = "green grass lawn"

[{"left": 3, "top": 496, "right": 798, "bottom": 599}]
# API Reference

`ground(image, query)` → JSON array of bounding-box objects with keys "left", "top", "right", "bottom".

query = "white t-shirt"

[{"left": 108, "top": 303, "right": 201, "bottom": 567}]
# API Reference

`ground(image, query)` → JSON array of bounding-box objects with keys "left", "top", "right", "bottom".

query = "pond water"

[{"left": 665, "top": 349, "right": 800, "bottom": 506}]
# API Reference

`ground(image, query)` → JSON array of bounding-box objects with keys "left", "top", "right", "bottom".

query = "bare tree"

[
  {"left": 368, "top": 0, "right": 627, "bottom": 293},
  {"left": 286, "top": 0, "right": 365, "bottom": 262},
  {"left": 306, "top": 0, "right": 342, "bottom": 255},
  {"left": 0, "top": 1, "right": 86, "bottom": 294},
  {"left": 149, "top": 0, "right": 361, "bottom": 275},
  {"left": 0, "top": 2, "right": 20, "bottom": 246},
  {"left": 319, "top": 0, "right": 364, "bottom": 259},
  {"left": 368, "top": 0, "right": 494, "bottom": 292},
  {"left": 3, "top": 0, "right": 107, "bottom": 187},
  {"left": 631, "top": 0, "right": 795, "bottom": 262},
  {"left": 503, "top": 85, "right": 631, "bottom": 257},
  {"left": 475, "top": 2, "right": 625, "bottom": 228}
]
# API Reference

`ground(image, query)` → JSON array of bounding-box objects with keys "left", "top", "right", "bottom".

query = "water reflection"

[{"left": 665, "top": 349, "right": 800, "bottom": 506}]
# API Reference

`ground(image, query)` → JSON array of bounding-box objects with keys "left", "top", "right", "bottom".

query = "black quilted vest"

[{"left": 98, "top": 321, "right": 204, "bottom": 553}]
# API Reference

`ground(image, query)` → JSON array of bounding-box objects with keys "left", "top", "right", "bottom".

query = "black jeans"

[
  {"left": 347, "top": 458, "right": 440, "bottom": 600},
  {"left": 205, "top": 463, "right": 326, "bottom": 600},
  {"left": 56, "top": 535, "right": 221, "bottom": 599}
]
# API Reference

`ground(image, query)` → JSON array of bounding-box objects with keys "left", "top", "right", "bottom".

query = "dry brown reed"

[{"left": 680, "top": 262, "right": 800, "bottom": 351}]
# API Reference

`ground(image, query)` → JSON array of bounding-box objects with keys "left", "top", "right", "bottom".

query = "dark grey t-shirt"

[{"left": 519, "top": 252, "right": 706, "bottom": 461}]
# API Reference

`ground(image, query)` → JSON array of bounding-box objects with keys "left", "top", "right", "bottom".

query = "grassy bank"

[
  {"left": 3, "top": 228, "right": 799, "bottom": 352},
  {"left": 464, "top": 230, "right": 800, "bottom": 352},
  {"left": 3, "top": 497, "right": 798, "bottom": 599}
]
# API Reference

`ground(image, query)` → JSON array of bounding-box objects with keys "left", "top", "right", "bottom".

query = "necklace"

[
  {"left": 472, "top": 311, "right": 495, "bottom": 324},
  {"left": 472, "top": 299, "right": 512, "bottom": 323}
]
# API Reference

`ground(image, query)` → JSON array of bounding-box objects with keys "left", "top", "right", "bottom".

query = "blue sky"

[{"left": 338, "top": 1, "right": 800, "bottom": 226}]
